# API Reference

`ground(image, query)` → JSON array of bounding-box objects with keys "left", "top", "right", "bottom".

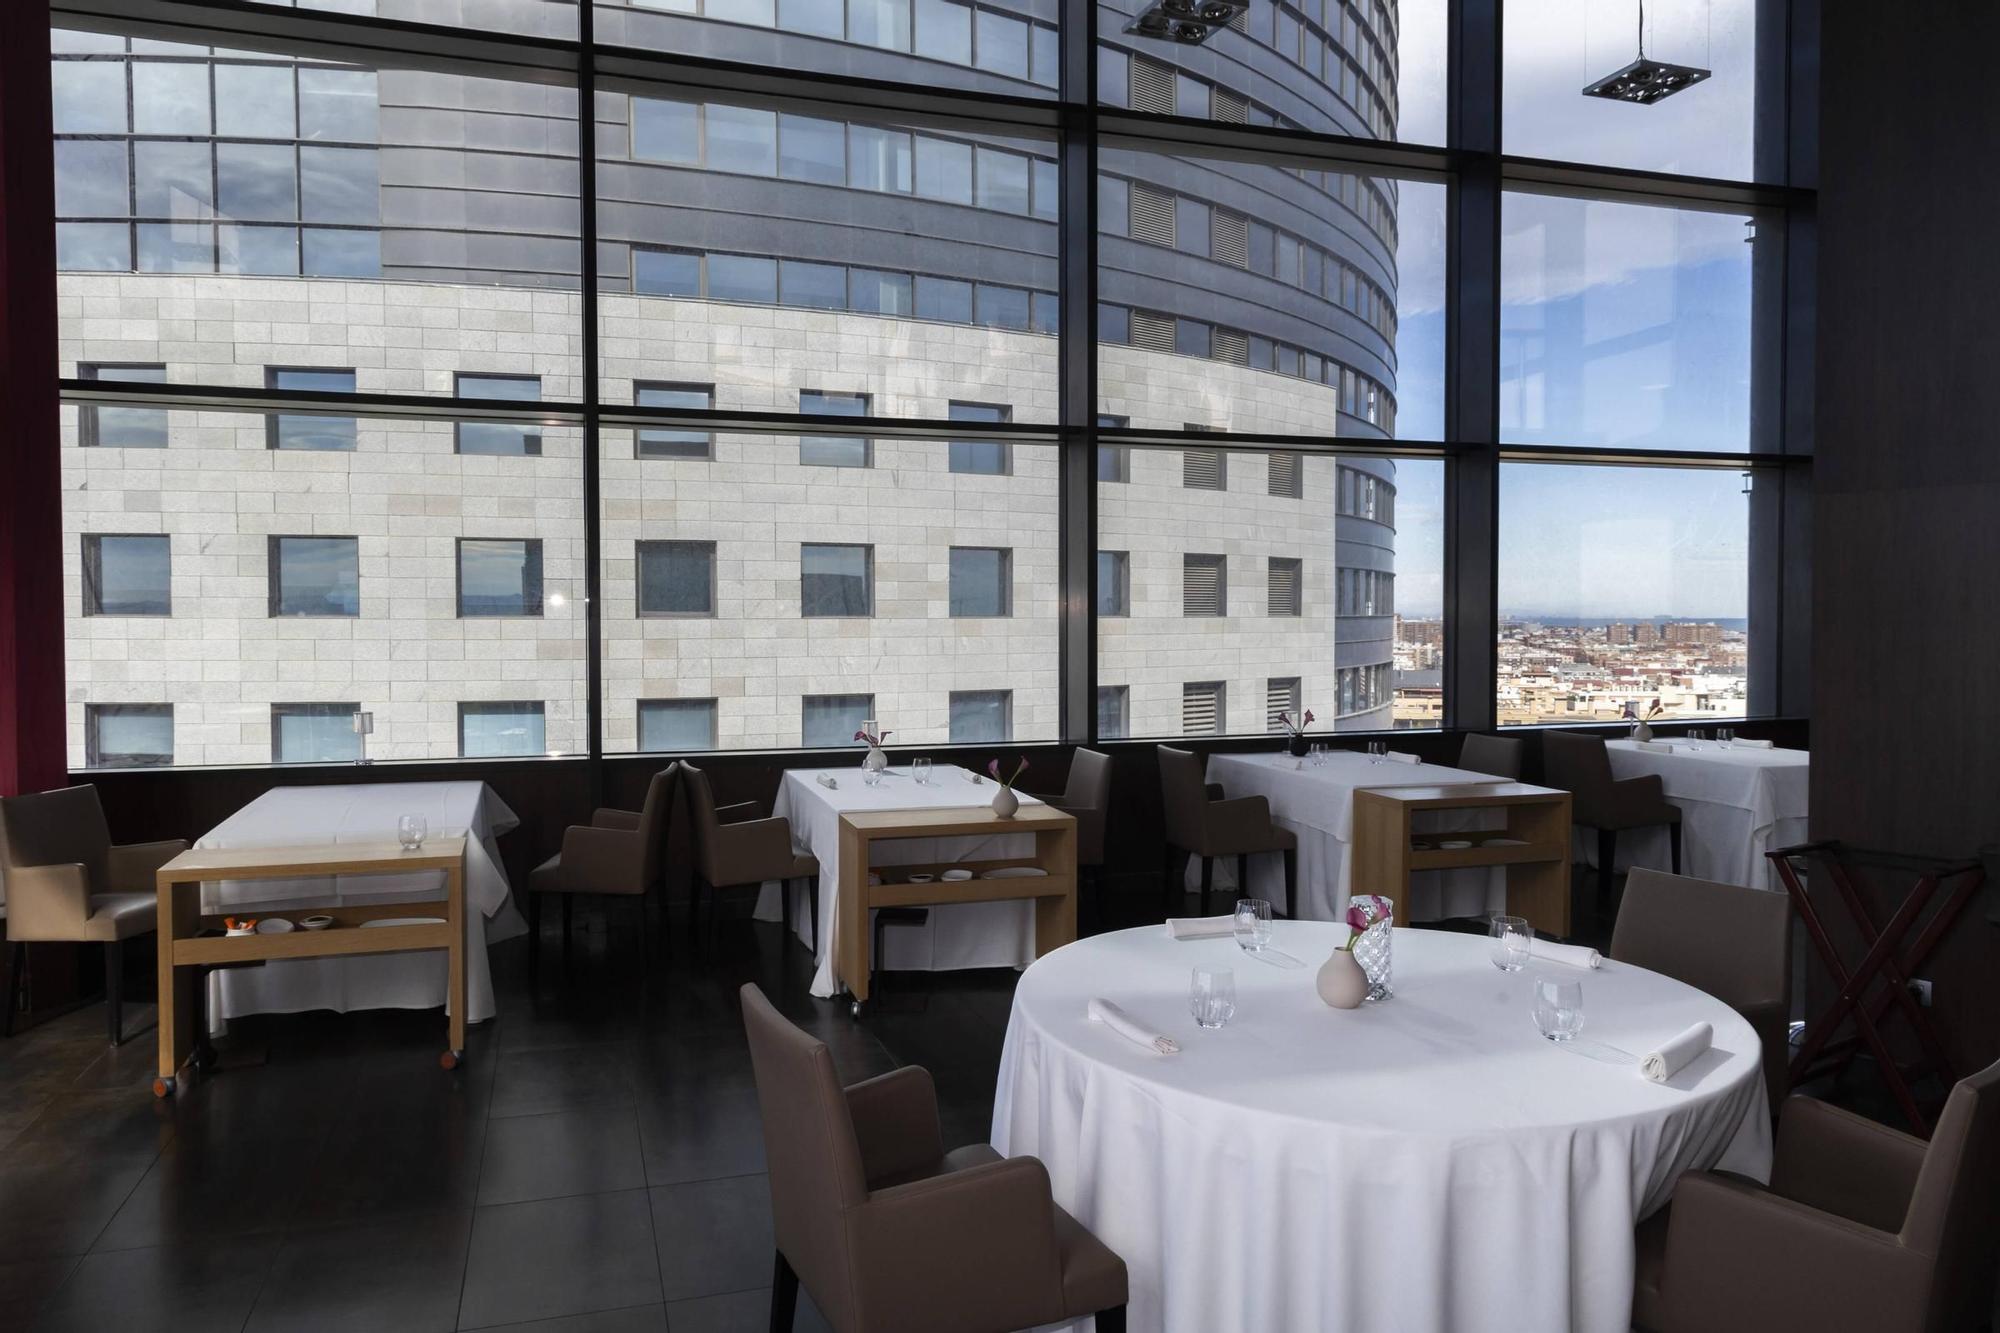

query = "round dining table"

[{"left": 991, "top": 923, "right": 1772, "bottom": 1333}]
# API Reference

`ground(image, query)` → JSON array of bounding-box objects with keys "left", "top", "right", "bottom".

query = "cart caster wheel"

[
  {"left": 440, "top": 1050, "right": 462, "bottom": 1071},
  {"left": 152, "top": 1077, "right": 176, "bottom": 1099},
  {"left": 849, "top": 1000, "right": 865, "bottom": 1019}
]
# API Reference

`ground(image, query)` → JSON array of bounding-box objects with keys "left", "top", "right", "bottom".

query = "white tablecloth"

[
  {"left": 1195, "top": 752, "right": 1511, "bottom": 920},
  {"left": 195, "top": 781, "right": 524, "bottom": 1029},
  {"left": 1592, "top": 741, "right": 1811, "bottom": 889},
  {"left": 993, "top": 923, "right": 1771, "bottom": 1333},
  {"left": 751, "top": 765, "right": 1045, "bottom": 999}
]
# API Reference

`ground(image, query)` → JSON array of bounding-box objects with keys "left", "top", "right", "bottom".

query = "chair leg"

[
  {"left": 1281, "top": 848, "right": 1298, "bottom": 920},
  {"left": 527, "top": 891, "right": 542, "bottom": 981},
  {"left": 1199, "top": 857, "right": 1215, "bottom": 917},
  {"left": 1094, "top": 1305, "right": 1128, "bottom": 1333},
  {"left": 780, "top": 877, "right": 794, "bottom": 945},
  {"left": 1597, "top": 829, "right": 1617, "bottom": 896},
  {"left": 104, "top": 939, "right": 124, "bottom": 1047},
  {"left": 3, "top": 942, "right": 24, "bottom": 1038},
  {"left": 1668, "top": 821, "right": 1683, "bottom": 875},
  {"left": 770, "top": 1250, "right": 799, "bottom": 1333}
]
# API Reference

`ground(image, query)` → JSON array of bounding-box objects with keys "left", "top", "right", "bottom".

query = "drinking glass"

[
  {"left": 1533, "top": 978, "right": 1585, "bottom": 1042},
  {"left": 1232, "top": 898, "right": 1273, "bottom": 953},
  {"left": 1366, "top": 741, "right": 1387, "bottom": 764},
  {"left": 1489, "top": 914, "right": 1533, "bottom": 972},
  {"left": 862, "top": 766, "right": 884, "bottom": 787},
  {"left": 1717, "top": 728, "right": 1735, "bottom": 746},
  {"left": 397, "top": 814, "right": 428, "bottom": 851},
  {"left": 911, "top": 757, "right": 932, "bottom": 785},
  {"left": 1189, "top": 967, "right": 1237, "bottom": 1029},
  {"left": 1306, "top": 743, "right": 1324, "bottom": 767}
]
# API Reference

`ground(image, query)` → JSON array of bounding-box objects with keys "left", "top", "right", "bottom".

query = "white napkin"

[
  {"left": 1731, "top": 738, "right": 1775, "bottom": 749},
  {"left": 1385, "top": 751, "right": 1421, "bottom": 765},
  {"left": 1166, "top": 916, "right": 1236, "bottom": 940},
  {"left": 1088, "top": 998, "right": 1181, "bottom": 1055},
  {"left": 1529, "top": 938, "right": 1602, "bottom": 969},
  {"left": 1640, "top": 1021, "right": 1712, "bottom": 1083},
  {"left": 815, "top": 773, "right": 839, "bottom": 789},
  {"left": 1627, "top": 740, "right": 1676, "bottom": 752}
]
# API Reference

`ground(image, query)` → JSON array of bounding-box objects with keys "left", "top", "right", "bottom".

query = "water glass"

[
  {"left": 862, "top": 766, "right": 884, "bottom": 787},
  {"left": 1489, "top": 914, "right": 1533, "bottom": 972},
  {"left": 911, "top": 757, "right": 932, "bottom": 785},
  {"left": 1307, "top": 743, "right": 1327, "bottom": 768},
  {"left": 1366, "top": 741, "right": 1387, "bottom": 764},
  {"left": 1533, "top": 978, "right": 1585, "bottom": 1042},
  {"left": 397, "top": 814, "right": 428, "bottom": 851},
  {"left": 1189, "top": 967, "right": 1237, "bottom": 1030},
  {"left": 1232, "top": 898, "right": 1273, "bottom": 953},
  {"left": 1717, "top": 728, "right": 1736, "bottom": 746}
]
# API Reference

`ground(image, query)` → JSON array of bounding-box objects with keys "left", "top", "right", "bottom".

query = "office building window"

[
  {"left": 1265, "top": 677, "right": 1301, "bottom": 730},
  {"left": 948, "top": 401, "right": 1011, "bottom": 475},
  {"left": 1097, "top": 551, "right": 1129, "bottom": 616},
  {"left": 1183, "top": 553, "right": 1226, "bottom": 616},
  {"left": 948, "top": 546, "right": 1011, "bottom": 617},
  {"left": 459, "top": 702, "right": 546, "bottom": 758},
  {"left": 1096, "top": 685, "right": 1129, "bottom": 739},
  {"left": 639, "top": 699, "right": 719, "bottom": 751},
  {"left": 1183, "top": 448, "right": 1225, "bottom": 490},
  {"left": 637, "top": 540, "right": 716, "bottom": 617},
  {"left": 458, "top": 538, "right": 543, "bottom": 617},
  {"left": 801, "top": 543, "right": 872, "bottom": 616},
  {"left": 799, "top": 390, "right": 871, "bottom": 467},
  {"left": 83, "top": 534, "right": 171, "bottom": 616},
  {"left": 948, "top": 689, "right": 1012, "bottom": 742},
  {"left": 269, "top": 535, "right": 361, "bottom": 617},
  {"left": 79, "top": 364, "right": 167, "bottom": 448},
  {"left": 272, "top": 703, "right": 362, "bottom": 763},
  {"left": 1182, "top": 681, "right": 1224, "bottom": 735},
  {"left": 635, "top": 382, "right": 714, "bottom": 459},
  {"left": 266, "top": 368, "right": 358, "bottom": 451},
  {"left": 1268, "top": 556, "right": 1303, "bottom": 617},
  {"left": 1096, "top": 414, "right": 1130, "bottom": 482},
  {"left": 802, "top": 693, "right": 874, "bottom": 748},
  {"left": 454, "top": 374, "right": 543, "bottom": 456},
  {"left": 86, "top": 703, "right": 173, "bottom": 768}
]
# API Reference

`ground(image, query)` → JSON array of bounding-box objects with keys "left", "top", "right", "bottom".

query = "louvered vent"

[
  {"left": 1130, "top": 184, "right": 1175, "bottom": 245},
  {"left": 1267, "top": 556, "right": 1302, "bottom": 615},
  {"left": 1265, "top": 677, "right": 1300, "bottom": 729},
  {"left": 1130, "top": 310, "right": 1176, "bottom": 352},
  {"left": 1182, "top": 448, "right": 1225, "bottom": 490},
  {"left": 1182, "top": 681, "right": 1224, "bottom": 735},
  {"left": 1183, "top": 554, "right": 1226, "bottom": 615},
  {"left": 1225, "top": 9, "right": 1247, "bottom": 35},
  {"left": 1131, "top": 56, "right": 1175, "bottom": 115},
  {"left": 1213, "top": 328, "right": 1248, "bottom": 366},
  {"left": 1267, "top": 450, "right": 1302, "bottom": 497},
  {"left": 1212, "top": 210, "right": 1248, "bottom": 267}
]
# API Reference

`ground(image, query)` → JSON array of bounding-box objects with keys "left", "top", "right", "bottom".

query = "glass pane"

[
  {"left": 299, "top": 146, "right": 379, "bottom": 224},
  {"left": 1099, "top": 448, "right": 1443, "bottom": 735},
  {"left": 800, "top": 543, "right": 871, "bottom": 616},
  {"left": 220, "top": 224, "right": 300, "bottom": 275},
  {"left": 298, "top": 68, "right": 378, "bottom": 142},
  {"left": 948, "top": 547, "right": 1010, "bottom": 617},
  {"left": 1498, "top": 463, "right": 1750, "bottom": 724},
  {"left": 216, "top": 64, "right": 297, "bottom": 139},
  {"left": 271, "top": 535, "right": 360, "bottom": 616},
  {"left": 270, "top": 368, "right": 358, "bottom": 450},
  {"left": 301, "top": 227, "right": 380, "bottom": 277},
  {"left": 636, "top": 383, "right": 713, "bottom": 459},
  {"left": 705, "top": 105, "right": 778, "bottom": 175},
  {"left": 137, "top": 223, "right": 215, "bottom": 273},
  {"left": 460, "top": 703, "right": 548, "bottom": 758},
  {"left": 88, "top": 705, "right": 174, "bottom": 768},
  {"left": 218, "top": 143, "right": 298, "bottom": 222},
  {"left": 706, "top": 254, "right": 778, "bottom": 303},
  {"left": 637, "top": 541, "right": 715, "bottom": 615},
  {"left": 135, "top": 142, "right": 214, "bottom": 219},
  {"left": 133, "top": 61, "right": 211, "bottom": 134},
  {"left": 779, "top": 0, "right": 844, "bottom": 40},
  {"left": 58, "top": 223, "right": 130, "bottom": 271},
  {"left": 53, "top": 59, "right": 127, "bottom": 133},
  {"left": 851, "top": 0, "right": 911, "bottom": 51},
  {"left": 779, "top": 113, "right": 846, "bottom": 185},
  {"left": 948, "top": 689, "right": 1011, "bottom": 741},
  {"left": 273, "top": 704, "right": 362, "bottom": 763},
  {"left": 1505, "top": 0, "right": 1768, "bottom": 181},
  {"left": 459, "top": 538, "right": 543, "bottom": 615},
  {"left": 800, "top": 694, "right": 874, "bottom": 748},
  {"left": 55, "top": 141, "right": 128, "bottom": 217},
  {"left": 1500, "top": 192, "right": 1767, "bottom": 452},
  {"left": 639, "top": 699, "right": 718, "bottom": 751},
  {"left": 86, "top": 535, "right": 173, "bottom": 615},
  {"left": 455, "top": 374, "right": 543, "bottom": 456},
  {"left": 632, "top": 97, "right": 700, "bottom": 165},
  {"left": 914, "top": 0, "right": 972, "bottom": 64}
]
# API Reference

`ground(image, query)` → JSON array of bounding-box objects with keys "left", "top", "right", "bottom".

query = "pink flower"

[
  {"left": 987, "top": 758, "right": 1001, "bottom": 779},
  {"left": 1344, "top": 903, "right": 1372, "bottom": 935},
  {"left": 1302, "top": 709, "right": 1315, "bottom": 725}
]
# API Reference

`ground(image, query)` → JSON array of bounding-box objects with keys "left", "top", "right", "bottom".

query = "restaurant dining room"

[{"left": 3, "top": 0, "right": 1998, "bottom": 1329}]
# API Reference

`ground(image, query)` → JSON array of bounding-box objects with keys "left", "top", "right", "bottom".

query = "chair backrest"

[
  {"left": 1540, "top": 731, "right": 1617, "bottom": 824},
  {"left": 1063, "top": 748, "right": 1112, "bottom": 867},
  {"left": 679, "top": 761, "right": 724, "bottom": 882},
  {"left": 740, "top": 982, "right": 870, "bottom": 1327},
  {"left": 1156, "top": 746, "right": 1209, "bottom": 850},
  {"left": 0, "top": 785, "right": 113, "bottom": 892},
  {"left": 1902, "top": 1056, "right": 2000, "bottom": 1332},
  {"left": 1611, "top": 869, "right": 1792, "bottom": 1109},
  {"left": 1458, "top": 733, "right": 1522, "bottom": 780},
  {"left": 635, "top": 764, "right": 679, "bottom": 892}
]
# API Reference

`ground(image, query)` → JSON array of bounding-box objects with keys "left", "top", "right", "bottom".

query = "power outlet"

[{"left": 1909, "top": 978, "right": 1934, "bottom": 1007}]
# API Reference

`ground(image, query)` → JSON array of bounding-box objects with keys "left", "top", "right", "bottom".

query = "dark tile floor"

[{"left": 0, "top": 869, "right": 1843, "bottom": 1333}]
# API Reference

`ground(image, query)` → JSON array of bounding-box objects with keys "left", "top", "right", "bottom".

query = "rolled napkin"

[
  {"left": 1385, "top": 751, "right": 1421, "bottom": 765},
  {"left": 1732, "top": 738, "right": 1775, "bottom": 749},
  {"left": 1166, "top": 915, "right": 1236, "bottom": 940},
  {"left": 1627, "top": 739, "right": 1676, "bottom": 752},
  {"left": 1088, "top": 998, "right": 1181, "bottom": 1055},
  {"left": 1640, "top": 1021, "right": 1713, "bottom": 1083},
  {"left": 815, "top": 773, "right": 839, "bottom": 789},
  {"left": 1529, "top": 937, "right": 1602, "bottom": 969}
]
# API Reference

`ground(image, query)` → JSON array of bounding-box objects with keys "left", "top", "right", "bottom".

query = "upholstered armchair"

[
  {"left": 1023, "top": 748, "right": 1112, "bottom": 928},
  {"left": 1457, "top": 732, "right": 1523, "bottom": 780},
  {"left": 740, "top": 983, "right": 1129, "bottom": 1333},
  {"left": 1156, "top": 746, "right": 1297, "bottom": 918},
  {"left": 0, "top": 784, "right": 185, "bottom": 1045},
  {"left": 527, "top": 764, "right": 677, "bottom": 974},
  {"left": 1541, "top": 731, "right": 1682, "bottom": 890},
  {"left": 681, "top": 763, "right": 818, "bottom": 953}
]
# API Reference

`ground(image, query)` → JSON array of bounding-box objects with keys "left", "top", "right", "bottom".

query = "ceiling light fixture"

[
  {"left": 1582, "top": 0, "right": 1711, "bottom": 105},
  {"left": 1124, "top": 0, "right": 1245, "bottom": 48}
]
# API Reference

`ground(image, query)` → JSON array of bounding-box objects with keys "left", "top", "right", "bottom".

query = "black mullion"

[
  {"left": 1056, "top": 0, "right": 1095, "bottom": 744},
  {"left": 579, "top": 0, "right": 604, "bottom": 797}
]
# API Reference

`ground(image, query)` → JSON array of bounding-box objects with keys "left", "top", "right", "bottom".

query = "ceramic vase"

[
  {"left": 863, "top": 743, "right": 888, "bottom": 773},
  {"left": 1287, "top": 733, "right": 1309, "bottom": 758},
  {"left": 1316, "top": 947, "right": 1368, "bottom": 1009},
  {"left": 1631, "top": 720, "right": 1653, "bottom": 742},
  {"left": 991, "top": 786, "right": 1020, "bottom": 819}
]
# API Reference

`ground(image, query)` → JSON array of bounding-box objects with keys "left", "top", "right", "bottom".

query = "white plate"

[
  {"left": 941, "top": 869, "right": 973, "bottom": 881},
  {"left": 981, "top": 866, "right": 1048, "bottom": 879},
  {"left": 905, "top": 873, "right": 936, "bottom": 884},
  {"left": 361, "top": 917, "right": 447, "bottom": 928},
  {"left": 1437, "top": 840, "right": 1473, "bottom": 850},
  {"left": 256, "top": 918, "right": 294, "bottom": 934}
]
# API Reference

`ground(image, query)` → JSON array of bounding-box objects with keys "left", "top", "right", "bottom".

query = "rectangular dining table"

[{"left": 1598, "top": 741, "right": 1810, "bottom": 889}]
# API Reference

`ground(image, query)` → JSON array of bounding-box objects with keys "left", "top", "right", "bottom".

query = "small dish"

[
  {"left": 224, "top": 918, "right": 257, "bottom": 937},
  {"left": 981, "top": 866, "right": 1048, "bottom": 879},
  {"left": 941, "top": 868, "right": 973, "bottom": 881},
  {"left": 300, "top": 914, "right": 333, "bottom": 931},
  {"left": 256, "top": 918, "right": 295, "bottom": 934},
  {"left": 1437, "top": 839, "right": 1474, "bottom": 850},
  {"left": 905, "top": 873, "right": 936, "bottom": 884}
]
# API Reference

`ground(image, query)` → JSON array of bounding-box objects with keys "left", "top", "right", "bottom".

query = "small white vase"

[
  {"left": 863, "top": 743, "right": 888, "bottom": 773},
  {"left": 1316, "top": 947, "right": 1368, "bottom": 1009},
  {"left": 991, "top": 786, "right": 1019, "bottom": 819},
  {"left": 1631, "top": 720, "right": 1653, "bottom": 742}
]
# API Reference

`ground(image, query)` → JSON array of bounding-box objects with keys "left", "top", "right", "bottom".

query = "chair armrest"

[
  {"left": 710, "top": 816, "right": 800, "bottom": 885},
  {"left": 715, "top": 799, "right": 765, "bottom": 823},
  {"left": 845, "top": 1066, "right": 944, "bottom": 1188},
  {"left": 1661, "top": 1170, "right": 1928, "bottom": 1333},
  {"left": 557, "top": 825, "right": 642, "bottom": 892},
  {"left": 1771, "top": 1095, "right": 1926, "bottom": 1233},
  {"left": 1205, "top": 794, "right": 1274, "bottom": 843},
  {"left": 1204, "top": 782, "right": 1226, "bottom": 802},
  {"left": 853, "top": 1156, "right": 1066, "bottom": 1329},
  {"left": 3, "top": 862, "right": 93, "bottom": 940},
  {"left": 107, "top": 838, "right": 189, "bottom": 893},
  {"left": 591, "top": 807, "right": 641, "bottom": 831}
]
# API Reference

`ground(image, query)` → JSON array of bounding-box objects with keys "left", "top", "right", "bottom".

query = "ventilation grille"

[
  {"left": 1183, "top": 448, "right": 1225, "bottom": 491},
  {"left": 1131, "top": 56, "right": 1175, "bottom": 115},
  {"left": 1267, "top": 557, "right": 1301, "bottom": 615},
  {"left": 1265, "top": 677, "right": 1300, "bottom": 729},
  {"left": 1213, "top": 84, "right": 1248, "bottom": 117},
  {"left": 1131, "top": 309, "right": 1176, "bottom": 352},
  {"left": 1182, "top": 681, "right": 1223, "bottom": 735},
  {"left": 1268, "top": 450, "right": 1302, "bottom": 498},
  {"left": 1130, "top": 184, "right": 1175, "bottom": 245},
  {"left": 1183, "top": 554, "right": 1226, "bottom": 615},
  {"left": 1213, "top": 328, "right": 1248, "bottom": 366},
  {"left": 1212, "top": 210, "right": 1248, "bottom": 267}
]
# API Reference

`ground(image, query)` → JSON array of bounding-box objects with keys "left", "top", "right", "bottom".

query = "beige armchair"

[
  {"left": 1157, "top": 746, "right": 1297, "bottom": 918},
  {"left": 1633, "top": 1057, "right": 2000, "bottom": 1333},
  {"left": 527, "top": 765, "right": 677, "bottom": 975},
  {"left": 0, "top": 784, "right": 185, "bottom": 1045},
  {"left": 1023, "top": 748, "right": 1112, "bottom": 928},
  {"left": 682, "top": 763, "right": 818, "bottom": 954},
  {"left": 1542, "top": 731, "right": 1682, "bottom": 891},
  {"left": 740, "top": 983, "right": 1129, "bottom": 1333},
  {"left": 1457, "top": 732, "right": 1523, "bottom": 780},
  {"left": 1612, "top": 868, "right": 1792, "bottom": 1110}
]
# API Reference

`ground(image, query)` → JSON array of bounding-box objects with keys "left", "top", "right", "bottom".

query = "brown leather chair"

[
  {"left": 1633, "top": 1057, "right": 2000, "bottom": 1333},
  {"left": 682, "top": 763, "right": 818, "bottom": 954},
  {"left": 740, "top": 983, "right": 1129, "bottom": 1333},
  {"left": 528, "top": 764, "right": 677, "bottom": 974},
  {"left": 1025, "top": 748, "right": 1112, "bottom": 927},
  {"left": 1612, "top": 869, "right": 1791, "bottom": 1111},
  {"left": 1541, "top": 731, "right": 1681, "bottom": 891},
  {"left": 1157, "top": 746, "right": 1297, "bottom": 918},
  {"left": 1457, "top": 732, "right": 1522, "bottom": 780},
  {"left": 0, "top": 785, "right": 185, "bottom": 1045}
]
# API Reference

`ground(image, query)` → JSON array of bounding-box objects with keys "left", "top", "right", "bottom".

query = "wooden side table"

[
  {"left": 834, "top": 805, "right": 1077, "bottom": 1016},
  {"left": 153, "top": 836, "right": 468, "bottom": 1096},
  {"left": 1352, "top": 784, "right": 1573, "bottom": 937}
]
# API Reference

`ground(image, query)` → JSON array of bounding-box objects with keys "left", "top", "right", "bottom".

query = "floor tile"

[
  {"left": 478, "top": 1106, "right": 646, "bottom": 1206},
  {"left": 488, "top": 1045, "right": 637, "bottom": 1120},
  {"left": 633, "top": 1086, "right": 764, "bottom": 1188},
  {"left": 244, "top": 1210, "right": 472, "bottom": 1332},
  {"left": 648, "top": 1175, "right": 773, "bottom": 1303},
  {"left": 663, "top": 1287, "right": 836, "bottom": 1333},
  {"left": 0, "top": 1256, "right": 79, "bottom": 1327},
  {"left": 30, "top": 1234, "right": 279, "bottom": 1333},
  {"left": 476, "top": 1304, "right": 668, "bottom": 1332},
  {"left": 458, "top": 1189, "right": 661, "bottom": 1330}
]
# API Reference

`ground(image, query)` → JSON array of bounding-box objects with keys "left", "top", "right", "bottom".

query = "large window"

[
  {"left": 79, "top": 365, "right": 167, "bottom": 448},
  {"left": 458, "top": 539, "right": 544, "bottom": 617},
  {"left": 459, "top": 702, "right": 548, "bottom": 758},
  {"left": 270, "top": 535, "right": 361, "bottom": 617},
  {"left": 268, "top": 368, "right": 358, "bottom": 451},
  {"left": 948, "top": 689, "right": 1012, "bottom": 742},
  {"left": 948, "top": 547, "right": 1011, "bottom": 617},
  {"left": 455, "top": 375, "right": 544, "bottom": 456},
  {"left": 638, "top": 541, "right": 717, "bottom": 617},
  {"left": 802, "top": 693, "right": 874, "bottom": 748},
  {"left": 272, "top": 703, "right": 362, "bottom": 764},
  {"left": 801, "top": 543, "right": 873, "bottom": 617},
  {"left": 799, "top": 391, "right": 872, "bottom": 468},
  {"left": 639, "top": 699, "right": 719, "bottom": 752},
  {"left": 83, "top": 535, "right": 171, "bottom": 616},
  {"left": 86, "top": 703, "right": 174, "bottom": 769}
]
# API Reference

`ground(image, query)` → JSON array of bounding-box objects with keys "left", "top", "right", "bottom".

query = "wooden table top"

[{"left": 157, "top": 836, "right": 468, "bottom": 882}]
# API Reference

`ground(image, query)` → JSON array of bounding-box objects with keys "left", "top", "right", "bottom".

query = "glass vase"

[{"left": 1348, "top": 895, "right": 1394, "bottom": 1000}]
